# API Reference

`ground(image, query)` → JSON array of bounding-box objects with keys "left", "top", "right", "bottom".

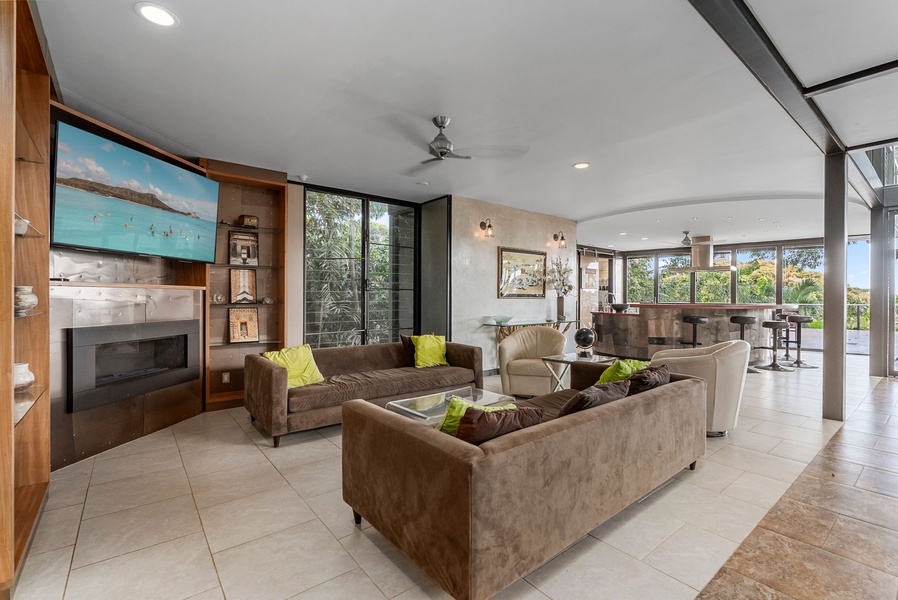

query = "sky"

[
  {"left": 55, "top": 122, "right": 219, "bottom": 222},
  {"left": 847, "top": 240, "right": 870, "bottom": 289}
]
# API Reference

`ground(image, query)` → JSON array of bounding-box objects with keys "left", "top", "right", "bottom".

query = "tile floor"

[{"left": 12, "top": 353, "right": 892, "bottom": 599}]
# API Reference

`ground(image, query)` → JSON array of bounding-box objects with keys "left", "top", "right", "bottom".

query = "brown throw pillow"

[
  {"left": 627, "top": 364, "right": 670, "bottom": 396},
  {"left": 454, "top": 406, "right": 544, "bottom": 445},
  {"left": 558, "top": 380, "right": 631, "bottom": 417},
  {"left": 399, "top": 334, "right": 416, "bottom": 367}
]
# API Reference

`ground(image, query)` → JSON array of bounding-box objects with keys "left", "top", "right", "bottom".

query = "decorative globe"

[{"left": 574, "top": 327, "right": 596, "bottom": 349}]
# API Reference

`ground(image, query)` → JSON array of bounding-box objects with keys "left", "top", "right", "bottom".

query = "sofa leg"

[
  {"left": 353, "top": 510, "right": 361, "bottom": 525},
  {"left": 273, "top": 435, "right": 280, "bottom": 448},
  {"left": 689, "top": 460, "right": 697, "bottom": 471}
]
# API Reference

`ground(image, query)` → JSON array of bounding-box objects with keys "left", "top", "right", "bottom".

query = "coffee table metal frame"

[{"left": 540, "top": 353, "right": 616, "bottom": 392}]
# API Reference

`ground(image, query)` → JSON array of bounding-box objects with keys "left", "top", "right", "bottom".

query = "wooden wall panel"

[{"left": 0, "top": 0, "right": 17, "bottom": 588}]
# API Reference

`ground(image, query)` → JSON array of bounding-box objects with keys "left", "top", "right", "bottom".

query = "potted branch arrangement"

[{"left": 547, "top": 257, "right": 575, "bottom": 320}]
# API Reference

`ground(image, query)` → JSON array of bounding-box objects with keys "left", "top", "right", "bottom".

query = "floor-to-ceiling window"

[
  {"left": 696, "top": 251, "right": 732, "bottom": 303},
  {"left": 736, "top": 248, "right": 776, "bottom": 304},
  {"left": 304, "top": 189, "right": 416, "bottom": 348},
  {"left": 658, "top": 255, "right": 690, "bottom": 303},
  {"left": 626, "top": 255, "right": 655, "bottom": 303}
]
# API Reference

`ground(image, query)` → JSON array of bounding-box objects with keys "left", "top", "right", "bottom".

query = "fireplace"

[{"left": 66, "top": 319, "right": 200, "bottom": 413}]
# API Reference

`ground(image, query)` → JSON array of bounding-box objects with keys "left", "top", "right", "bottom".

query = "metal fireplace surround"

[{"left": 66, "top": 319, "right": 200, "bottom": 413}]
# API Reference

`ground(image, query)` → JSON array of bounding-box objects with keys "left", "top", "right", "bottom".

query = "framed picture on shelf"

[
  {"left": 229, "top": 269, "right": 257, "bottom": 304},
  {"left": 228, "top": 230, "right": 259, "bottom": 265},
  {"left": 228, "top": 307, "right": 260, "bottom": 343},
  {"left": 498, "top": 247, "right": 546, "bottom": 298}
]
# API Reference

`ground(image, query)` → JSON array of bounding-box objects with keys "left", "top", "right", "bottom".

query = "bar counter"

[{"left": 591, "top": 304, "right": 783, "bottom": 360}]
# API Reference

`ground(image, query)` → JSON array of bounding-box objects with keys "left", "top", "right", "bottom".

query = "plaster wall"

[{"left": 450, "top": 196, "right": 577, "bottom": 370}]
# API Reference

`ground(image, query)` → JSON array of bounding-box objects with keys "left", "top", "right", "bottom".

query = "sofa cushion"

[
  {"left": 287, "top": 366, "right": 475, "bottom": 412},
  {"left": 597, "top": 359, "right": 650, "bottom": 384},
  {"left": 627, "top": 364, "right": 670, "bottom": 396},
  {"left": 505, "top": 358, "right": 549, "bottom": 377},
  {"left": 515, "top": 390, "right": 577, "bottom": 421},
  {"left": 558, "top": 380, "right": 630, "bottom": 417},
  {"left": 399, "top": 334, "right": 416, "bottom": 367},
  {"left": 262, "top": 345, "right": 324, "bottom": 388},
  {"left": 411, "top": 335, "right": 449, "bottom": 368},
  {"left": 454, "top": 404, "right": 544, "bottom": 445},
  {"left": 438, "top": 397, "right": 518, "bottom": 436}
]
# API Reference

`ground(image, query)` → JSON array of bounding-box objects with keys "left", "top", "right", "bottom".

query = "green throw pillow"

[
  {"left": 597, "top": 359, "right": 650, "bottom": 384},
  {"left": 262, "top": 345, "right": 324, "bottom": 388},
  {"left": 438, "top": 397, "right": 518, "bottom": 437},
  {"left": 411, "top": 334, "right": 449, "bottom": 368}
]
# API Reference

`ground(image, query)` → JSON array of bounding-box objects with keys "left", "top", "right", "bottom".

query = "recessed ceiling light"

[
  {"left": 618, "top": 232, "right": 627, "bottom": 236},
  {"left": 416, "top": 181, "right": 429, "bottom": 186},
  {"left": 572, "top": 162, "right": 590, "bottom": 169},
  {"left": 640, "top": 237, "right": 649, "bottom": 240},
  {"left": 607, "top": 244, "right": 614, "bottom": 248},
  {"left": 726, "top": 216, "right": 733, "bottom": 220},
  {"left": 758, "top": 218, "right": 764, "bottom": 221},
  {"left": 135, "top": 2, "right": 180, "bottom": 27},
  {"left": 655, "top": 219, "right": 661, "bottom": 222},
  {"left": 692, "top": 217, "right": 698, "bottom": 220}
]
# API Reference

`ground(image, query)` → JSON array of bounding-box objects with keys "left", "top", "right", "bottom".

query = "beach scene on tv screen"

[{"left": 52, "top": 122, "right": 219, "bottom": 262}]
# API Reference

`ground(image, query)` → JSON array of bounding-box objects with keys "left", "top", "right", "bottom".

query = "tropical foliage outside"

[{"left": 625, "top": 244, "right": 872, "bottom": 331}]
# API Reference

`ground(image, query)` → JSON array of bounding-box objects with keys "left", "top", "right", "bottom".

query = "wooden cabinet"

[
  {"left": 196, "top": 160, "right": 288, "bottom": 410},
  {"left": 1, "top": 1, "right": 51, "bottom": 593}
]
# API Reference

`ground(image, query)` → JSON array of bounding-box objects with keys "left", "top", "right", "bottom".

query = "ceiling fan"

[
  {"left": 421, "top": 116, "right": 470, "bottom": 164},
  {"left": 401, "top": 115, "right": 528, "bottom": 176},
  {"left": 660, "top": 231, "right": 694, "bottom": 247},
  {"left": 659, "top": 231, "right": 723, "bottom": 247}
]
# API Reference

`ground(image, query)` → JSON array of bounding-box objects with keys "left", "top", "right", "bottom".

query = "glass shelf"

[
  {"left": 209, "top": 339, "right": 283, "bottom": 348},
  {"left": 216, "top": 223, "right": 283, "bottom": 234},
  {"left": 14, "top": 385, "right": 46, "bottom": 427},
  {"left": 14, "top": 310, "right": 46, "bottom": 319},
  {"left": 13, "top": 213, "right": 45, "bottom": 238}
]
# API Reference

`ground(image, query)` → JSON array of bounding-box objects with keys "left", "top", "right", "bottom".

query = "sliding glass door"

[{"left": 304, "top": 190, "right": 416, "bottom": 348}]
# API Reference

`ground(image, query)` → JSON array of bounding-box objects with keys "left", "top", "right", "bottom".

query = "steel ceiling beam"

[
  {"left": 689, "top": 0, "right": 844, "bottom": 155},
  {"left": 804, "top": 59, "right": 898, "bottom": 98}
]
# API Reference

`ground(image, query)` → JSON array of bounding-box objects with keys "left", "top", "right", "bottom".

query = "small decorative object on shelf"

[
  {"left": 575, "top": 328, "right": 597, "bottom": 358},
  {"left": 211, "top": 292, "right": 225, "bottom": 304},
  {"left": 14, "top": 285, "right": 38, "bottom": 316},
  {"left": 236, "top": 214, "right": 259, "bottom": 228},
  {"left": 262, "top": 297, "right": 274, "bottom": 305},
  {"left": 13, "top": 363, "right": 35, "bottom": 393},
  {"left": 228, "top": 307, "right": 260, "bottom": 343},
  {"left": 230, "top": 269, "right": 257, "bottom": 303},
  {"left": 14, "top": 216, "right": 29, "bottom": 236}
]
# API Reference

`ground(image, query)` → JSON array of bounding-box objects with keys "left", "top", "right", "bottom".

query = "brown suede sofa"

[
  {"left": 245, "top": 341, "right": 482, "bottom": 447},
  {"left": 342, "top": 361, "right": 706, "bottom": 600}
]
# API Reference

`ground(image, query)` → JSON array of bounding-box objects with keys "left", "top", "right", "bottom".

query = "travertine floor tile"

[
  {"left": 49, "top": 456, "right": 94, "bottom": 480},
  {"left": 757, "top": 497, "right": 838, "bottom": 547},
  {"left": 181, "top": 439, "right": 267, "bottom": 478},
  {"left": 281, "top": 456, "right": 343, "bottom": 499},
  {"left": 28, "top": 503, "right": 82, "bottom": 556},
  {"left": 171, "top": 410, "right": 237, "bottom": 434},
  {"left": 674, "top": 458, "right": 743, "bottom": 492},
  {"left": 261, "top": 435, "right": 341, "bottom": 472},
  {"left": 785, "top": 474, "right": 898, "bottom": 532},
  {"left": 726, "top": 527, "right": 898, "bottom": 600},
  {"left": 855, "top": 465, "right": 898, "bottom": 499},
  {"left": 589, "top": 503, "right": 685, "bottom": 560},
  {"left": 287, "top": 568, "right": 387, "bottom": 600},
  {"left": 823, "top": 515, "right": 898, "bottom": 576},
  {"left": 705, "top": 445, "right": 806, "bottom": 484},
  {"left": 768, "top": 439, "right": 821, "bottom": 463},
  {"left": 697, "top": 566, "right": 795, "bottom": 599},
  {"left": 94, "top": 428, "right": 176, "bottom": 460},
  {"left": 83, "top": 466, "right": 190, "bottom": 519},
  {"left": 12, "top": 545, "right": 72, "bottom": 600},
  {"left": 307, "top": 488, "right": 371, "bottom": 540},
  {"left": 722, "top": 471, "right": 791, "bottom": 509},
  {"left": 174, "top": 424, "right": 252, "bottom": 455},
  {"left": 340, "top": 527, "right": 429, "bottom": 598},
  {"left": 90, "top": 445, "right": 183, "bottom": 485},
  {"left": 189, "top": 461, "right": 287, "bottom": 509},
  {"left": 45, "top": 473, "right": 90, "bottom": 511},
  {"left": 802, "top": 454, "right": 864, "bottom": 486}
]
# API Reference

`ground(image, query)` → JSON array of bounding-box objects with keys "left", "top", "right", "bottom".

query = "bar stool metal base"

[
  {"left": 788, "top": 358, "right": 818, "bottom": 369},
  {"left": 746, "top": 366, "right": 763, "bottom": 374},
  {"left": 707, "top": 431, "right": 727, "bottom": 438},
  {"left": 756, "top": 362, "right": 794, "bottom": 372}
]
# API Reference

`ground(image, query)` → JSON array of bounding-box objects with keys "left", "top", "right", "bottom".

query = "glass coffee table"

[
  {"left": 541, "top": 353, "right": 616, "bottom": 392},
  {"left": 385, "top": 386, "right": 514, "bottom": 426}
]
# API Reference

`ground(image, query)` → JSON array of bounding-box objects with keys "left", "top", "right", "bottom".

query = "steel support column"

[
  {"left": 823, "top": 153, "right": 847, "bottom": 420},
  {"left": 869, "top": 206, "right": 889, "bottom": 376}
]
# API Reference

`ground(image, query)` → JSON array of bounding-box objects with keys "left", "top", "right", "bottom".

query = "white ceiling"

[{"left": 33, "top": 0, "right": 891, "bottom": 252}]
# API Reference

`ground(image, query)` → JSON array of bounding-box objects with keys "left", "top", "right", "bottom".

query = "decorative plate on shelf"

[{"left": 212, "top": 292, "right": 225, "bottom": 304}]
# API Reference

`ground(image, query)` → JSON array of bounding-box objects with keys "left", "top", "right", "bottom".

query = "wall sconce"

[
  {"left": 480, "top": 218, "right": 495, "bottom": 238},
  {"left": 553, "top": 231, "right": 567, "bottom": 248}
]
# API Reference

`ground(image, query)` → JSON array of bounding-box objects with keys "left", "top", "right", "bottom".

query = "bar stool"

[
  {"left": 730, "top": 315, "right": 761, "bottom": 374},
  {"left": 775, "top": 313, "right": 794, "bottom": 362},
  {"left": 787, "top": 315, "right": 818, "bottom": 369},
  {"left": 682, "top": 315, "right": 709, "bottom": 348},
  {"left": 757, "top": 320, "right": 794, "bottom": 372}
]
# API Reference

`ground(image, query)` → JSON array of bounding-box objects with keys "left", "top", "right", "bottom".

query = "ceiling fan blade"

[
  {"left": 445, "top": 151, "right": 471, "bottom": 160},
  {"left": 402, "top": 160, "right": 441, "bottom": 177},
  {"left": 419, "top": 157, "right": 442, "bottom": 165},
  {"left": 382, "top": 113, "right": 431, "bottom": 148}
]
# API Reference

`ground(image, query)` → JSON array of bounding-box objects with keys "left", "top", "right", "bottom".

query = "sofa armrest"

[
  {"left": 342, "top": 400, "right": 484, "bottom": 599},
  {"left": 445, "top": 342, "right": 483, "bottom": 389},
  {"left": 244, "top": 354, "right": 289, "bottom": 438},
  {"left": 569, "top": 361, "right": 611, "bottom": 390}
]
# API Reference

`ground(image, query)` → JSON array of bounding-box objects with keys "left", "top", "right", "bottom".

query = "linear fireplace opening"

[{"left": 67, "top": 320, "right": 200, "bottom": 413}]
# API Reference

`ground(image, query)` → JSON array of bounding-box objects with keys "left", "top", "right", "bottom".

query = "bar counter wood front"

[{"left": 591, "top": 304, "right": 783, "bottom": 360}]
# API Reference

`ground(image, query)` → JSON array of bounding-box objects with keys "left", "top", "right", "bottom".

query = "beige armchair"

[
  {"left": 650, "top": 340, "right": 750, "bottom": 436},
  {"left": 499, "top": 326, "right": 566, "bottom": 396}
]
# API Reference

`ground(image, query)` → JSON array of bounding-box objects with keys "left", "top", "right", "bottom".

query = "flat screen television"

[{"left": 51, "top": 121, "right": 220, "bottom": 263}]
